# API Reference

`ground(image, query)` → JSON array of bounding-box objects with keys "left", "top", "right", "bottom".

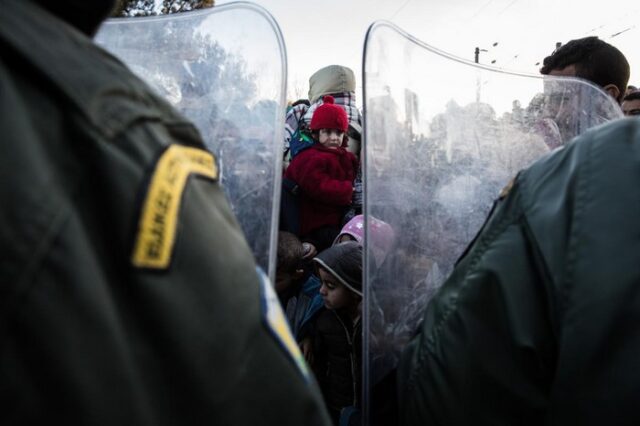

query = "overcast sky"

[{"left": 216, "top": 0, "right": 639, "bottom": 102}]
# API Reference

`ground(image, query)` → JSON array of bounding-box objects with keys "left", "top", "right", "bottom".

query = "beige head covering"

[{"left": 308, "top": 65, "right": 356, "bottom": 103}]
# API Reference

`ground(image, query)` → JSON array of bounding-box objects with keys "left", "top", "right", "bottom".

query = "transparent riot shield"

[
  {"left": 362, "top": 21, "right": 622, "bottom": 424},
  {"left": 95, "top": 3, "right": 286, "bottom": 280}
]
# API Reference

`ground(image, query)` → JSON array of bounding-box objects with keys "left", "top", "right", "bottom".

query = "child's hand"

[
  {"left": 300, "top": 336, "right": 314, "bottom": 365},
  {"left": 302, "top": 242, "right": 317, "bottom": 259}
]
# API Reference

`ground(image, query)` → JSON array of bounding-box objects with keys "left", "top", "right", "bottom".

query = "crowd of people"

[
  {"left": 277, "top": 64, "right": 394, "bottom": 424},
  {"left": 3, "top": 1, "right": 640, "bottom": 425},
  {"left": 275, "top": 35, "right": 640, "bottom": 426}
]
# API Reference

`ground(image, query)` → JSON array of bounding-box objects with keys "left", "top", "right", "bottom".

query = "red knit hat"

[{"left": 310, "top": 95, "right": 349, "bottom": 132}]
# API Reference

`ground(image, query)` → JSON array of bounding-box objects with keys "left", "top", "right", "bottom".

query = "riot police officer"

[
  {"left": 0, "top": 1, "right": 331, "bottom": 424},
  {"left": 398, "top": 119, "right": 640, "bottom": 425}
]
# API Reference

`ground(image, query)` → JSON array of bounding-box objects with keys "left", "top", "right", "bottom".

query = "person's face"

[
  {"left": 337, "top": 234, "right": 357, "bottom": 243},
  {"left": 548, "top": 63, "right": 621, "bottom": 103},
  {"left": 318, "top": 268, "right": 356, "bottom": 310},
  {"left": 318, "top": 129, "right": 344, "bottom": 149},
  {"left": 622, "top": 99, "right": 640, "bottom": 117},
  {"left": 541, "top": 78, "right": 580, "bottom": 142}
]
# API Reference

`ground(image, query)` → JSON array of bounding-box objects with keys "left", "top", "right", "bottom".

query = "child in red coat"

[{"left": 284, "top": 95, "right": 358, "bottom": 251}]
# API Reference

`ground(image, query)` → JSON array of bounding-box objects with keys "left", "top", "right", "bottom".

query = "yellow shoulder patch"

[
  {"left": 132, "top": 145, "right": 218, "bottom": 269},
  {"left": 257, "top": 268, "right": 310, "bottom": 381}
]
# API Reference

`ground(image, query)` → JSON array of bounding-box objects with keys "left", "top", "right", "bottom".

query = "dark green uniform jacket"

[
  {"left": 0, "top": 1, "right": 331, "bottom": 425},
  {"left": 398, "top": 119, "right": 640, "bottom": 425}
]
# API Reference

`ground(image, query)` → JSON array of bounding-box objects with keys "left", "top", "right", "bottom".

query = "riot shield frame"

[
  {"left": 98, "top": 2, "right": 288, "bottom": 282},
  {"left": 362, "top": 20, "right": 622, "bottom": 425}
]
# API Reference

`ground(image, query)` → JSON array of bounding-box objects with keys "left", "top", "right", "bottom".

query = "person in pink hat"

[
  {"left": 284, "top": 95, "right": 358, "bottom": 252},
  {"left": 334, "top": 214, "right": 395, "bottom": 268}
]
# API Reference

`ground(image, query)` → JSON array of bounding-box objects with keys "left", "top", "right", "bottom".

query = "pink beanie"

[{"left": 334, "top": 215, "right": 395, "bottom": 267}]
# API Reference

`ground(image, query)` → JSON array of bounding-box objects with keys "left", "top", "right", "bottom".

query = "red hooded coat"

[{"left": 284, "top": 144, "right": 357, "bottom": 236}]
